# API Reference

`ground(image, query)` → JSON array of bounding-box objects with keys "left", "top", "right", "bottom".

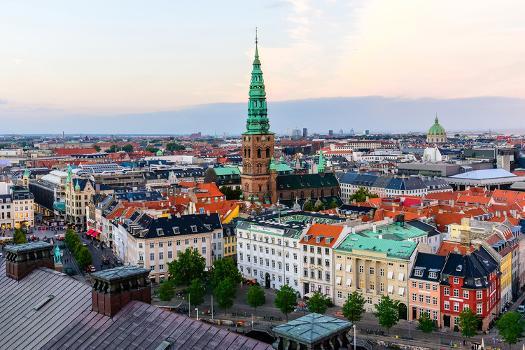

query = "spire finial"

[
  {"left": 254, "top": 27, "right": 259, "bottom": 60},
  {"left": 435, "top": 112, "right": 438, "bottom": 123},
  {"left": 255, "top": 27, "right": 258, "bottom": 45}
]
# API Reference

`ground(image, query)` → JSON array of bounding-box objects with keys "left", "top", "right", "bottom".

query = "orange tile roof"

[
  {"left": 302, "top": 224, "right": 344, "bottom": 248},
  {"left": 457, "top": 194, "right": 491, "bottom": 205},
  {"left": 437, "top": 241, "right": 474, "bottom": 256},
  {"left": 425, "top": 192, "right": 459, "bottom": 202}
]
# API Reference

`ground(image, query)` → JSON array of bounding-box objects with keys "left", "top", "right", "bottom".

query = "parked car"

[
  {"left": 517, "top": 305, "right": 525, "bottom": 314},
  {"left": 86, "top": 265, "right": 96, "bottom": 273}
]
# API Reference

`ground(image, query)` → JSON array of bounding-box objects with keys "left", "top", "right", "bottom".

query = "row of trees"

[
  {"left": 159, "top": 249, "right": 242, "bottom": 310},
  {"left": 303, "top": 199, "right": 339, "bottom": 212},
  {"left": 64, "top": 229, "right": 92, "bottom": 270},
  {"left": 219, "top": 186, "right": 242, "bottom": 200}
]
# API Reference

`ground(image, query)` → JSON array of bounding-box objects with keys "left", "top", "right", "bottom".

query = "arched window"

[
  {"left": 265, "top": 148, "right": 270, "bottom": 158},
  {"left": 311, "top": 190, "right": 315, "bottom": 199},
  {"left": 244, "top": 148, "right": 247, "bottom": 157},
  {"left": 248, "top": 149, "right": 251, "bottom": 158},
  {"left": 258, "top": 184, "right": 262, "bottom": 192},
  {"left": 290, "top": 192, "right": 295, "bottom": 200},
  {"left": 300, "top": 191, "right": 304, "bottom": 199},
  {"left": 331, "top": 189, "right": 334, "bottom": 196},
  {"left": 257, "top": 149, "right": 262, "bottom": 158},
  {"left": 321, "top": 189, "right": 325, "bottom": 197}
]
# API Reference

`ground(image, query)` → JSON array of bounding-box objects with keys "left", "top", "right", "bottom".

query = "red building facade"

[{"left": 440, "top": 249, "right": 500, "bottom": 331}]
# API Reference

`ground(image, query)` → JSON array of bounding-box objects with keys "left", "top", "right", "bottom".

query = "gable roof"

[
  {"left": 302, "top": 223, "right": 344, "bottom": 247},
  {"left": 0, "top": 260, "right": 272, "bottom": 350},
  {"left": 410, "top": 252, "right": 446, "bottom": 281},
  {"left": 276, "top": 173, "right": 338, "bottom": 191}
]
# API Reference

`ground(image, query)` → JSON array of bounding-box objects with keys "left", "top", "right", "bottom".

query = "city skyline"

[{"left": 1, "top": 0, "right": 524, "bottom": 133}]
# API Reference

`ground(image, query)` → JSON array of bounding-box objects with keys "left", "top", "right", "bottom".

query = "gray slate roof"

[{"left": 0, "top": 259, "right": 272, "bottom": 350}]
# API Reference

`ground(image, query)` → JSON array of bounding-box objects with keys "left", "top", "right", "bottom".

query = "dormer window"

[
  {"left": 414, "top": 269, "right": 423, "bottom": 277},
  {"left": 429, "top": 272, "right": 437, "bottom": 279},
  {"left": 191, "top": 225, "right": 197, "bottom": 233},
  {"left": 475, "top": 278, "right": 482, "bottom": 287},
  {"left": 156, "top": 228, "right": 164, "bottom": 236},
  {"left": 172, "top": 227, "right": 180, "bottom": 234}
]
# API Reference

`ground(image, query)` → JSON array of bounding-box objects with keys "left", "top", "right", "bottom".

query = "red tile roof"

[{"left": 302, "top": 224, "right": 344, "bottom": 248}]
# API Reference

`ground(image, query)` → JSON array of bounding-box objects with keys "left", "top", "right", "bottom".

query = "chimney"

[
  {"left": 91, "top": 266, "right": 151, "bottom": 317},
  {"left": 4, "top": 241, "right": 54, "bottom": 281}
]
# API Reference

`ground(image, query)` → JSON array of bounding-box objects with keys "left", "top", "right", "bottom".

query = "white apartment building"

[{"left": 236, "top": 219, "right": 303, "bottom": 295}]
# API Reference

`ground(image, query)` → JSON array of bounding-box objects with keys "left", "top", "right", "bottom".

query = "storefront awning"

[{"left": 86, "top": 229, "right": 100, "bottom": 238}]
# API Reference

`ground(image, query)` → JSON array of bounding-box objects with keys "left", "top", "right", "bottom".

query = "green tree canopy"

[
  {"left": 64, "top": 229, "right": 81, "bottom": 254},
  {"left": 167, "top": 248, "right": 206, "bottom": 286},
  {"left": 166, "top": 142, "right": 186, "bottom": 152},
  {"left": 13, "top": 228, "right": 27, "bottom": 244},
  {"left": 374, "top": 296, "right": 399, "bottom": 333},
  {"left": 303, "top": 200, "right": 315, "bottom": 212},
  {"left": 307, "top": 291, "right": 330, "bottom": 314},
  {"left": 417, "top": 313, "right": 436, "bottom": 333},
  {"left": 496, "top": 311, "right": 525, "bottom": 348},
  {"left": 275, "top": 285, "right": 297, "bottom": 321},
  {"left": 76, "top": 246, "right": 92, "bottom": 270},
  {"left": 107, "top": 144, "right": 120, "bottom": 153},
  {"left": 219, "top": 186, "right": 242, "bottom": 200},
  {"left": 121, "top": 144, "right": 134, "bottom": 153},
  {"left": 458, "top": 308, "right": 479, "bottom": 340},
  {"left": 246, "top": 285, "right": 266, "bottom": 314},
  {"left": 214, "top": 278, "right": 235, "bottom": 309},
  {"left": 342, "top": 291, "right": 366, "bottom": 323},
  {"left": 93, "top": 145, "right": 101, "bottom": 152},
  {"left": 210, "top": 257, "right": 241, "bottom": 290},
  {"left": 158, "top": 280, "right": 175, "bottom": 301},
  {"left": 188, "top": 278, "right": 206, "bottom": 306},
  {"left": 146, "top": 146, "right": 159, "bottom": 154},
  {"left": 349, "top": 187, "right": 378, "bottom": 203}
]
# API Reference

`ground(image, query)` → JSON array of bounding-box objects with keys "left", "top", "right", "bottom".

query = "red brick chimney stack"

[
  {"left": 91, "top": 266, "right": 151, "bottom": 317},
  {"left": 4, "top": 242, "right": 54, "bottom": 281}
]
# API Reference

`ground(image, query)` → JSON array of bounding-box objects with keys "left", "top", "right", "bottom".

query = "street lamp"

[
  {"left": 195, "top": 308, "right": 199, "bottom": 321},
  {"left": 353, "top": 324, "right": 356, "bottom": 350}
]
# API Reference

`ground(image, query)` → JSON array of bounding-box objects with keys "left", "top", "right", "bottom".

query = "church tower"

[{"left": 241, "top": 31, "right": 275, "bottom": 203}]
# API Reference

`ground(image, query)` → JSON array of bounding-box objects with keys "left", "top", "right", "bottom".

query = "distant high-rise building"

[
  {"left": 328, "top": 129, "right": 334, "bottom": 137},
  {"left": 302, "top": 128, "right": 308, "bottom": 138},
  {"left": 291, "top": 129, "right": 301, "bottom": 140},
  {"left": 365, "top": 129, "right": 370, "bottom": 136}
]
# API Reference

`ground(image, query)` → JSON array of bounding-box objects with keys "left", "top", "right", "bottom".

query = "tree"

[
  {"left": 303, "top": 200, "right": 315, "bottom": 212},
  {"left": 158, "top": 280, "right": 175, "bottom": 301},
  {"left": 275, "top": 285, "right": 297, "bottom": 321},
  {"left": 76, "top": 246, "right": 92, "bottom": 270},
  {"left": 146, "top": 146, "right": 159, "bottom": 154},
  {"left": 13, "top": 228, "right": 27, "bottom": 244},
  {"left": 417, "top": 313, "right": 436, "bottom": 333},
  {"left": 307, "top": 291, "right": 330, "bottom": 314},
  {"left": 246, "top": 285, "right": 266, "bottom": 315},
  {"left": 167, "top": 248, "right": 206, "bottom": 286},
  {"left": 497, "top": 311, "right": 525, "bottom": 349},
  {"left": 93, "top": 145, "right": 101, "bottom": 152},
  {"left": 458, "top": 308, "right": 479, "bottom": 341},
  {"left": 374, "top": 296, "right": 399, "bottom": 334},
  {"left": 121, "top": 144, "right": 134, "bottom": 153},
  {"left": 188, "top": 278, "right": 206, "bottom": 306},
  {"left": 349, "top": 187, "right": 378, "bottom": 203},
  {"left": 210, "top": 257, "right": 241, "bottom": 290},
  {"left": 327, "top": 198, "right": 339, "bottom": 209},
  {"left": 214, "top": 278, "right": 235, "bottom": 309},
  {"left": 65, "top": 229, "right": 81, "bottom": 254},
  {"left": 107, "top": 144, "right": 120, "bottom": 153},
  {"left": 166, "top": 142, "right": 185, "bottom": 152},
  {"left": 219, "top": 186, "right": 242, "bottom": 200},
  {"left": 342, "top": 291, "right": 366, "bottom": 323}
]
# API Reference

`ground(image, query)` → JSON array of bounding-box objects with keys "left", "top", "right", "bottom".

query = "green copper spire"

[
  {"left": 318, "top": 150, "right": 326, "bottom": 173},
  {"left": 245, "top": 28, "right": 270, "bottom": 135},
  {"left": 66, "top": 164, "right": 72, "bottom": 184},
  {"left": 269, "top": 157, "right": 276, "bottom": 171}
]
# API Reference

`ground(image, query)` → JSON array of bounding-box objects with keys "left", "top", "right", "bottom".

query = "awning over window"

[{"left": 86, "top": 229, "right": 100, "bottom": 238}]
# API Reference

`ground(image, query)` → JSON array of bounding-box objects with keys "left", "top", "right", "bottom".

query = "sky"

[{"left": 0, "top": 0, "right": 524, "bottom": 133}]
